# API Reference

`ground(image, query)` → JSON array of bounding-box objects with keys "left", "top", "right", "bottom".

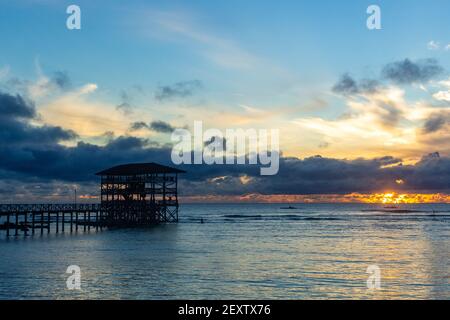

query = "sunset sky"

[{"left": 0, "top": 0, "right": 449, "bottom": 202}]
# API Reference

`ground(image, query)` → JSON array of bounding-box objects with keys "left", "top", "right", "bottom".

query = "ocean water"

[{"left": 0, "top": 203, "right": 449, "bottom": 300}]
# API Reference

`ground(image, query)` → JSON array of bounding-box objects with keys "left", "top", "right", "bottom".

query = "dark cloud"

[
  {"left": 382, "top": 58, "right": 444, "bottom": 84},
  {"left": 332, "top": 74, "right": 380, "bottom": 96},
  {"left": 129, "top": 120, "right": 178, "bottom": 133},
  {"left": 1, "top": 90, "right": 450, "bottom": 201},
  {"left": 0, "top": 93, "right": 36, "bottom": 118},
  {"left": 149, "top": 120, "right": 176, "bottom": 133},
  {"left": 129, "top": 121, "right": 149, "bottom": 131},
  {"left": 0, "top": 134, "right": 173, "bottom": 183},
  {"left": 422, "top": 111, "right": 450, "bottom": 134},
  {"left": 1, "top": 117, "right": 450, "bottom": 198},
  {"left": 0, "top": 91, "right": 79, "bottom": 183},
  {"left": 332, "top": 74, "right": 358, "bottom": 95},
  {"left": 178, "top": 153, "right": 450, "bottom": 196},
  {"left": 334, "top": 58, "right": 445, "bottom": 96},
  {"left": 359, "top": 79, "right": 380, "bottom": 93},
  {"left": 204, "top": 136, "right": 227, "bottom": 150},
  {"left": 155, "top": 80, "right": 202, "bottom": 101},
  {"left": 0, "top": 91, "right": 77, "bottom": 147}
]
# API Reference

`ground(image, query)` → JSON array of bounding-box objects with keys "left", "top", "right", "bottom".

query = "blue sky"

[
  {"left": 0, "top": 0, "right": 450, "bottom": 201},
  {"left": 1, "top": 0, "right": 449, "bottom": 105}
]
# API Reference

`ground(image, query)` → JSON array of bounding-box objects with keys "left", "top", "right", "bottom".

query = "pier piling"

[
  {"left": 15, "top": 213, "right": 18, "bottom": 236},
  {"left": 32, "top": 213, "right": 35, "bottom": 235},
  {"left": 6, "top": 213, "right": 10, "bottom": 237},
  {"left": 24, "top": 213, "right": 28, "bottom": 236}
]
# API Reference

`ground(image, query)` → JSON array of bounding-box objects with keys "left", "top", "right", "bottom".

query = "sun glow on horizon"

[
  {"left": 358, "top": 192, "right": 450, "bottom": 204},
  {"left": 180, "top": 192, "right": 450, "bottom": 204}
]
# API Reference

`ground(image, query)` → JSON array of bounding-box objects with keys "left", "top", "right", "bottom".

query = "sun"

[
  {"left": 360, "top": 192, "right": 450, "bottom": 204},
  {"left": 367, "top": 193, "right": 413, "bottom": 204},
  {"left": 380, "top": 193, "right": 407, "bottom": 204}
]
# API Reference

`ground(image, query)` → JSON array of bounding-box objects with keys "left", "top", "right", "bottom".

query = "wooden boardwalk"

[{"left": 0, "top": 204, "right": 105, "bottom": 237}]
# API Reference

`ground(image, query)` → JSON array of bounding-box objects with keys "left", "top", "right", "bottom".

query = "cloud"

[
  {"left": 1, "top": 90, "right": 449, "bottom": 200},
  {"left": 178, "top": 153, "right": 450, "bottom": 196},
  {"left": 422, "top": 111, "right": 450, "bottom": 134},
  {"left": 427, "top": 40, "right": 440, "bottom": 50},
  {"left": 129, "top": 121, "right": 149, "bottom": 131},
  {"left": 315, "top": 85, "right": 408, "bottom": 132},
  {"left": 433, "top": 79, "right": 450, "bottom": 102},
  {"left": 25, "top": 69, "right": 73, "bottom": 99},
  {"left": 332, "top": 74, "right": 380, "bottom": 96},
  {"left": 4, "top": 146, "right": 450, "bottom": 199},
  {"left": 2, "top": 55, "right": 450, "bottom": 201},
  {"left": 324, "top": 58, "right": 450, "bottom": 157},
  {"left": 204, "top": 135, "right": 227, "bottom": 150},
  {"left": 330, "top": 58, "right": 446, "bottom": 99},
  {"left": 129, "top": 120, "right": 178, "bottom": 133},
  {"left": 433, "top": 91, "right": 450, "bottom": 102},
  {"left": 77, "top": 83, "right": 97, "bottom": 95},
  {"left": 40, "top": 83, "right": 136, "bottom": 138},
  {"left": 0, "top": 91, "right": 77, "bottom": 145},
  {"left": 0, "top": 92, "right": 169, "bottom": 183},
  {"left": 332, "top": 74, "right": 358, "bottom": 95},
  {"left": 155, "top": 80, "right": 202, "bottom": 101},
  {"left": 149, "top": 120, "right": 176, "bottom": 133},
  {"left": 0, "top": 92, "right": 36, "bottom": 119},
  {"left": 382, "top": 58, "right": 444, "bottom": 84},
  {"left": 426, "top": 41, "right": 450, "bottom": 52}
]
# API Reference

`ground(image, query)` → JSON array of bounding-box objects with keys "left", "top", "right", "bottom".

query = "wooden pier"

[
  {"left": 0, "top": 162, "right": 185, "bottom": 238},
  {"left": 0, "top": 204, "right": 105, "bottom": 237}
]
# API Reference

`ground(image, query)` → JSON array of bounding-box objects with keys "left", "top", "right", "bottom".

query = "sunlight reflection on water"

[{"left": 0, "top": 203, "right": 449, "bottom": 299}]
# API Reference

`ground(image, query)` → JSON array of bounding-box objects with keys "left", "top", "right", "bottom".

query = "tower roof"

[{"left": 95, "top": 162, "right": 186, "bottom": 176}]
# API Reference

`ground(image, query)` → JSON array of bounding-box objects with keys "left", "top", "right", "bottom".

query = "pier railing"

[
  {"left": 0, "top": 203, "right": 101, "bottom": 214},
  {"left": 0, "top": 203, "right": 104, "bottom": 237},
  {"left": 0, "top": 201, "right": 178, "bottom": 237}
]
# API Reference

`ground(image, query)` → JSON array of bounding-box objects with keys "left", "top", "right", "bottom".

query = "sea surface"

[{"left": 0, "top": 203, "right": 449, "bottom": 300}]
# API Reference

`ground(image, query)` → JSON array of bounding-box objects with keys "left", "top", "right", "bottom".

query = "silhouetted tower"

[{"left": 95, "top": 163, "right": 185, "bottom": 226}]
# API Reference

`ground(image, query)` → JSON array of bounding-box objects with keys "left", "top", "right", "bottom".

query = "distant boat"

[
  {"left": 280, "top": 206, "right": 297, "bottom": 210},
  {"left": 384, "top": 206, "right": 399, "bottom": 209}
]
